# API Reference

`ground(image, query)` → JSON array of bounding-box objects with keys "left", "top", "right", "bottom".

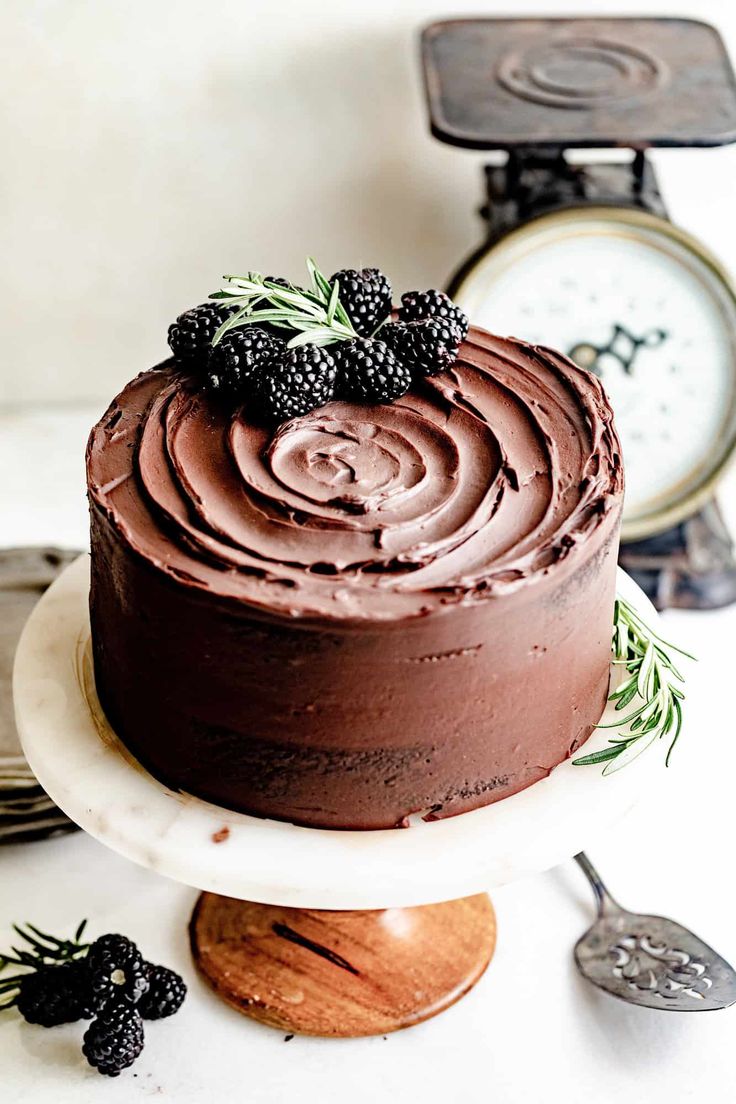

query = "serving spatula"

[{"left": 573, "top": 852, "right": 736, "bottom": 1011}]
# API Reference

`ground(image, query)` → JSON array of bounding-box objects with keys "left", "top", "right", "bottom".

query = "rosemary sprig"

[
  {"left": 209, "top": 257, "right": 359, "bottom": 349},
  {"left": 573, "top": 596, "right": 694, "bottom": 774},
  {"left": 0, "top": 921, "right": 89, "bottom": 1009}
]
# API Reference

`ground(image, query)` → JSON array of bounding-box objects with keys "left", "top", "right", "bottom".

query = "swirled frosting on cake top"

[{"left": 87, "top": 327, "right": 623, "bottom": 620}]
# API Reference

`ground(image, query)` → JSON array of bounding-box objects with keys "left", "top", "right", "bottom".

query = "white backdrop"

[
  {"left": 4, "top": 6, "right": 736, "bottom": 1100},
  {"left": 4, "top": 0, "right": 736, "bottom": 405}
]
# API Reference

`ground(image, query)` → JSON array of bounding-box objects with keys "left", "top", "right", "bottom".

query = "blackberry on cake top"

[
  {"left": 328, "top": 267, "right": 392, "bottom": 336},
  {"left": 167, "top": 302, "right": 241, "bottom": 364},
  {"left": 336, "top": 338, "right": 411, "bottom": 403},
  {"left": 381, "top": 317, "right": 460, "bottom": 377},
  {"left": 257, "top": 345, "right": 338, "bottom": 422},
  {"left": 165, "top": 258, "right": 468, "bottom": 425},
  {"left": 207, "top": 327, "right": 285, "bottom": 397},
  {"left": 398, "top": 288, "right": 469, "bottom": 341}
]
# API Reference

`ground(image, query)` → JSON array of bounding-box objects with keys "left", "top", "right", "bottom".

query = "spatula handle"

[{"left": 574, "top": 852, "right": 620, "bottom": 915}]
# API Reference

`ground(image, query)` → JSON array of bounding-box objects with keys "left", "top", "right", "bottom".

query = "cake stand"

[{"left": 13, "top": 556, "right": 670, "bottom": 1037}]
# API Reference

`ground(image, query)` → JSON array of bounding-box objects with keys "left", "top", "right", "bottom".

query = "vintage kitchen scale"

[{"left": 422, "top": 16, "right": 736, "bottom": 608}]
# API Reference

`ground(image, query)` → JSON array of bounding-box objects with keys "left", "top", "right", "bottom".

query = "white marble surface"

[
  {"left": 3, "top": 406, "right": 736, "bottom": 1104},
  {"left": 14, "top": 557, "right": 664, "bottom": 908}
]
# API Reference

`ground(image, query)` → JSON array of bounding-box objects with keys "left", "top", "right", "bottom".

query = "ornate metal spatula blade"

[{"left": 573, "top": 853, "right": 736, "bottom": 1011}]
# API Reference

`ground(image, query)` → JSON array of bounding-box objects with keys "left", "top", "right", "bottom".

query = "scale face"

[
  {"left": 423, "top": 16, "right": 736, "bottom": 605},
  {"left": 454, "top": 207, "right": 736, "bottom": 540}
]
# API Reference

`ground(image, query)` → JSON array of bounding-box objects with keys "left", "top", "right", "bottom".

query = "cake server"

[{"left": 573, "top": 852, "right": 736, "bottom": 1010}]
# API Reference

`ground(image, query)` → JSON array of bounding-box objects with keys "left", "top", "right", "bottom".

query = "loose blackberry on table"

[
  {"left": 138, "top": 963, "right": 188, "bottom": 1020},
  {"left": 82, "top": 999, "right": 145, "bottom": 1077},
  {"left": 85, "top": 933, "right": 149, "bottom": 1012},
  {"left": 15, "top": 961, "right": 93, "bottom": 1027},
  {"left": 0, "top": 920, "right": 92, "bottom": 1026},
  {"left": 1, "top": 920, "right": 188, "bottom": 1078}
]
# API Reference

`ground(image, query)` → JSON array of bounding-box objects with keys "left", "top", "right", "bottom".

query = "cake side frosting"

[{"left": 87, "top": 326, "right": 624, "bottom": 829}]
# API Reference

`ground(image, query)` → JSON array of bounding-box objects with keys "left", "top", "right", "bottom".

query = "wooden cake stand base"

[{"left": 190, "top": 892, "right": 496, "bottom": 1037}]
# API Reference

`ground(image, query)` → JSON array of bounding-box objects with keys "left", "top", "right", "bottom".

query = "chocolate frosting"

[
  {"left": 89, "top": 329, "right": 621, "bottom": 621},
  {"left": 87, "top": 327, "right": 624, "bottom": 829}
]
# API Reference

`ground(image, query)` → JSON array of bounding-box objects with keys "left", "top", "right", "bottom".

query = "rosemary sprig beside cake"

[
  {"left": 167, "top": 258, "right": 468, "bottom": 424},
  {"left": 574, "top": 596, "right": 694, "bottom": 773}
]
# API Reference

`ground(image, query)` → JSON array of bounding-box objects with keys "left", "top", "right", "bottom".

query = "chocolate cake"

[{"left": 87, "top": 326, "right": 623, "bottom": 829}]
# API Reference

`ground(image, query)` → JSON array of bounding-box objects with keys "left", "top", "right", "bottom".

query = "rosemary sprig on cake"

[
  {"left": 573, "top": 596, "right": 694, "bottom": 773},
  {"left": 210, "top": 260, "right": 364, "bottom": 347},
  {"left": 166, "top": 258, "right": 468, "bottom": 424}
]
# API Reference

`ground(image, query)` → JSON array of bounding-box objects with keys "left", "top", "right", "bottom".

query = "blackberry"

[
  {"left": 258, "top": 276, "right": 305, "bottom": 337},
  {"left": 167, "top": 302, "right": 241, "bottom": 364},
  {"left": 257, "top": 345, "right": 337, "bottom": 423},
  {"left": 138, "top": 963, "right": 187, "bottom": 1020},
  {"left": 82, "top": 999, "right": 144, "bottom": 1077},
  {"left": 207, "top": 327, "right": 285, "bottom": 397},
  {"left": 398, "top": 289, "right": 469, "bottom": 342},
  {"left": 253, "top": 321, "right": 292, "bottom": 343},
  {"left": 336, "top": 338, "right": 411, "bottom": 404},
  {"left": 85, "top": 934, "right": 148, "bottom": 1012},
  {"left": 329, "top": 268, "right": 391, "bottom": 337},
  {"left": 264, "top": 275, "right": 302, "bottom": 292},
  {"left": 259, "top": 276, "right": 306, "bottom": 334},
  {"left": 16, "top": 961, "right": 93, "bottom": 1027},
  {"left": 381, "top": 318, "right": 460, "bottom": 378}
]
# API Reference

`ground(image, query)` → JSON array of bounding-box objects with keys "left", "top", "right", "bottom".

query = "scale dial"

[{"left": 452, "top": 207, "right": 736, "bottom": 540}]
